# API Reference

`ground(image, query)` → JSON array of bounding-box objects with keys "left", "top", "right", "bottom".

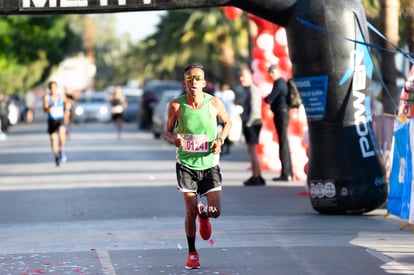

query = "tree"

[
  {"left": 91, "top": 13, "right": 134, "bottom": 89},
  {"left": 379, "top": 0, "right": 400, "bottom": 115},
  {"left": 123, "top": 8, "right": 248, "bottom": 87},
  {"left": 406, "top": 0, "right": 414, "bottom": 52},
  {"left": 0, "top": 15, "right": 82, "bottom": 94},
  {"left": 361, "top": 0, "right": 400, "bottom": 170}
]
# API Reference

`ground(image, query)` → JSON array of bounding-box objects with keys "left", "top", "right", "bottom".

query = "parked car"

[
  {"left": 72, "top": 92, "right": 111, "bottom": 123},
  {"left": 152, "top": 89, "right": 182, "bottom": 139},
  {"left": 123, "top": 88, "right": 142, "bottom": 122},
  {"left": 0, "top": 93, "right": 10, "bottom": 132},
  {"left": 139, "top": 80, "right": 183, "bottom": 129}
]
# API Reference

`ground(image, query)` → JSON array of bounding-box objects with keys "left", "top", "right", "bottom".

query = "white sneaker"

[{"left": 59, "top": 152, "right": 67, "bottom": 162}]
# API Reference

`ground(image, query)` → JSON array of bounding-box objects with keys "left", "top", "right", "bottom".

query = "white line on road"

[{"left": 97, "top": 249, "right": 117, "bottom": 275}]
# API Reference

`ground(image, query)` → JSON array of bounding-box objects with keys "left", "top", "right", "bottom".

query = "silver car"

[
  {"left": 151, "top": 89, "right": 182, "bottom": 139},
  {"left": 72, "top": 92, "right": 111, "bottom": 123}
]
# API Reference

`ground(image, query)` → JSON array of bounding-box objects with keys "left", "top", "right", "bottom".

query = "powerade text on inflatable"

[{"left": 0, "top": 0, "right": 388, "bottom": 214}]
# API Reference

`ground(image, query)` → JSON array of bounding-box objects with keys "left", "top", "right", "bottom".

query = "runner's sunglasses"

[{"left": 184, "top": 75, "right": 204, "bottom": 81}]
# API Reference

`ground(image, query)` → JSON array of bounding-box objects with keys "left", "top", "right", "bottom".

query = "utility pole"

[{"left": 84, "top": 14, "right": 96, "bottom": 91}]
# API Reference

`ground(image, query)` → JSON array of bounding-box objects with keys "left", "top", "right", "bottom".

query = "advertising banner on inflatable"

[
  {"left": 388, "top": 66, "right": 414, "bottom": 224},
  {"left": 388, "top": 120, "right": 412, "bottom": 220}
]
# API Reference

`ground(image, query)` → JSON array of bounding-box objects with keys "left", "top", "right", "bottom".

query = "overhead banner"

[
  {"left": 20, "top": 0, "right": 155, "bottom": 11},
  {"left": 0, "top": 0, "right": 225, "bottom": 14}
]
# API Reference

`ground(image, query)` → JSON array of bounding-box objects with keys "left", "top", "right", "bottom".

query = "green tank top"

[{"left": 177, "top": 94, "right": 219, "bottom": 169}]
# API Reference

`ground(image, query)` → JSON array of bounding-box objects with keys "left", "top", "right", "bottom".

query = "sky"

[{"left": 115, "top": 10, "right": 166, "bottom": 42}]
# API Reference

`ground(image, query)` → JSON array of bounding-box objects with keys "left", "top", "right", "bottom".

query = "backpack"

[{"left": 287, "top": 78, "right": 302, "bottom": 108}]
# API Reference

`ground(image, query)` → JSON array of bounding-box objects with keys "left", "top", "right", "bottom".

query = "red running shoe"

[
  {"left": 185, "top": 251, "right": 200, "bottom": 269},
  {"left": 198, "top": 203, "right": 211, "bottom": 240}
]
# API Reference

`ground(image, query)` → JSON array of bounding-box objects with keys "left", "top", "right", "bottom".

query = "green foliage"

[
  {"left": 361, "top": 0, "right": 381, "bottom": 18},
  {"left": 0, "top": 15, "right": 82, "bottom": 94},
  {"left": 113, "top": 8, "right": 248, "bottom": 85},
  {"left": 93, "top": 13, "right": 131, "bottom": 89}
]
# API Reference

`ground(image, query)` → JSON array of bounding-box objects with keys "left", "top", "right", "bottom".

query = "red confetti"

[
  {"left": 74, "top": 267, "right": 82, "bottom": 272},
  {"left": 35, "top": 269, "right": 45, "bottom": 274},
  {"left": 209, "top": 239, "right": 215, "bottom": 245}
]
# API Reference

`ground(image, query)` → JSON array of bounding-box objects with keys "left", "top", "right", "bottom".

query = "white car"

[
  {"left": 151, "top": 89, "right": 182, "bottom": 139},
  {"left": 72, "top": 92, "right": 112, "bottom": 123}
]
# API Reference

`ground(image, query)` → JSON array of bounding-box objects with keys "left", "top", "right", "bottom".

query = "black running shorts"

[
  {"left": 176, "top": 163, "right": 222, "bottom": 196},
  {"left": 47, "top": 119, "right": 64, "bottom": 134}
]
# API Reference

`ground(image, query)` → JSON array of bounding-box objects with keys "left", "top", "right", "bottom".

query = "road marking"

[
  {"left": 366, "top": 248, "right": 414, "bottom": 274},
  {"left": 97, "top": 249, "right": 117, "bottom": 275}
]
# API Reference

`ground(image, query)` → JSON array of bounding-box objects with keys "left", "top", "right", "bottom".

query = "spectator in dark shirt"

[{"left": 265, "top": 64, "right": 293, "bottom": 181}]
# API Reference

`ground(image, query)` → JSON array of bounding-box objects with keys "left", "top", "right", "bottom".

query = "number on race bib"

[
  {"left": 182, "top": 134, "right": 209, "bottom": 153},
  {"left": 50, "top": 106, "right": 64, "bottom": 118}
]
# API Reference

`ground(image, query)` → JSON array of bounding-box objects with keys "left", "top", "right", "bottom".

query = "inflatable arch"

[{"left": 1, "top": 0, "right": 388, "bottom": 214}]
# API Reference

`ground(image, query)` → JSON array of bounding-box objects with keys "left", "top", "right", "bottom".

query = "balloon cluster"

[{"left": 223, "top": 7, "right": 309, "bottom": 181}]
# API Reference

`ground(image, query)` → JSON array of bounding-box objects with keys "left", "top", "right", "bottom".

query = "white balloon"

[
  {"left": 256, "top": 33, "right": 274, "bottom": 51},
  {"left": 275, "top": 28, "right": 288, "bottom": 47},
  {"left": 264, "top": 50, "right": 279, "bottom": 65}
]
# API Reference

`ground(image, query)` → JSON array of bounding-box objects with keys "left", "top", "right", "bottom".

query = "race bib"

[
  {"left": 112, "top": 105, "right": 123, "bottom": 113},
  {"left": 182, "top": 134, "right": 209, "bottom": 152},
  {"left": 50, "top": 105, "right": 64, "bottom": 118}
]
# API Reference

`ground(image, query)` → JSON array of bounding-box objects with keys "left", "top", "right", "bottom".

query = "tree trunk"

[
  {"left": 380, "top": 0, "right": 399, "bottom": 114},
  {"left": 218, "top": 33, "right": 236, "bottom": 88},
  {"left": 407, "top": 0, "right": 414, "bottom": 53},
  {"left": 376, "top": 0, "right": 399, "bottom": 172}
]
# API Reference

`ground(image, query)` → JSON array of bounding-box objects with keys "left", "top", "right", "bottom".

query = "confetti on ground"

[{"left": 0, "top": 251, "right": 100, "bottom": 275}]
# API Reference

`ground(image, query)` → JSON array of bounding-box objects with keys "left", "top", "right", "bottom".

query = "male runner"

[{"left": 165, "top": 63, "right": 232, "bottom": 269}]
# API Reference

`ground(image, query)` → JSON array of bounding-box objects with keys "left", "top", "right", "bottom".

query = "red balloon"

[
  {"left": 273, "top": 43, "right": 288, "bottom": 57},
  {"left": 224, "top": 7, "right": 243, "bottom": 20},
  {"left": 252, "top": 47, "right": 265, "bottom": 60},
  {"left": 257, "top": 60, "right": 269, "bottom": 73},
  {"left": 278, "top": 56, "right": 292, "bottom": 72},
  {"left": 262, "top": 106, "right": 274, "bottom": 121},
  {"left": 247, "top": 14, "right": 275, "bottom": 32},
  {"left": 290, "top": 122, "right": 303, "bottom": 136}
]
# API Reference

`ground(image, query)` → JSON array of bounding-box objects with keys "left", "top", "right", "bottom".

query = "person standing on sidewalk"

[
  {"left": 165, "top": 63, "right": 232, "bottom": 270},
  {"left": 238, "top": 66, "right": 265, "bottom": 186},
  {"left": 215, "top": 82, "right": 236, "bottom": 154},
  {"left": 265, "top": 64, "right": 293, "bottom": 181},
  {"left": 0, "top": 92, "right": 7, "bottom": 140},
  {"left": 43, "top": 81, "right": 68, "bottom": 166}
]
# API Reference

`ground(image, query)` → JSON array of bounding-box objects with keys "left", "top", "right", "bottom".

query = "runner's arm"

[{"left": 164, "top": 98, "right": 182, "bottom": 147}]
